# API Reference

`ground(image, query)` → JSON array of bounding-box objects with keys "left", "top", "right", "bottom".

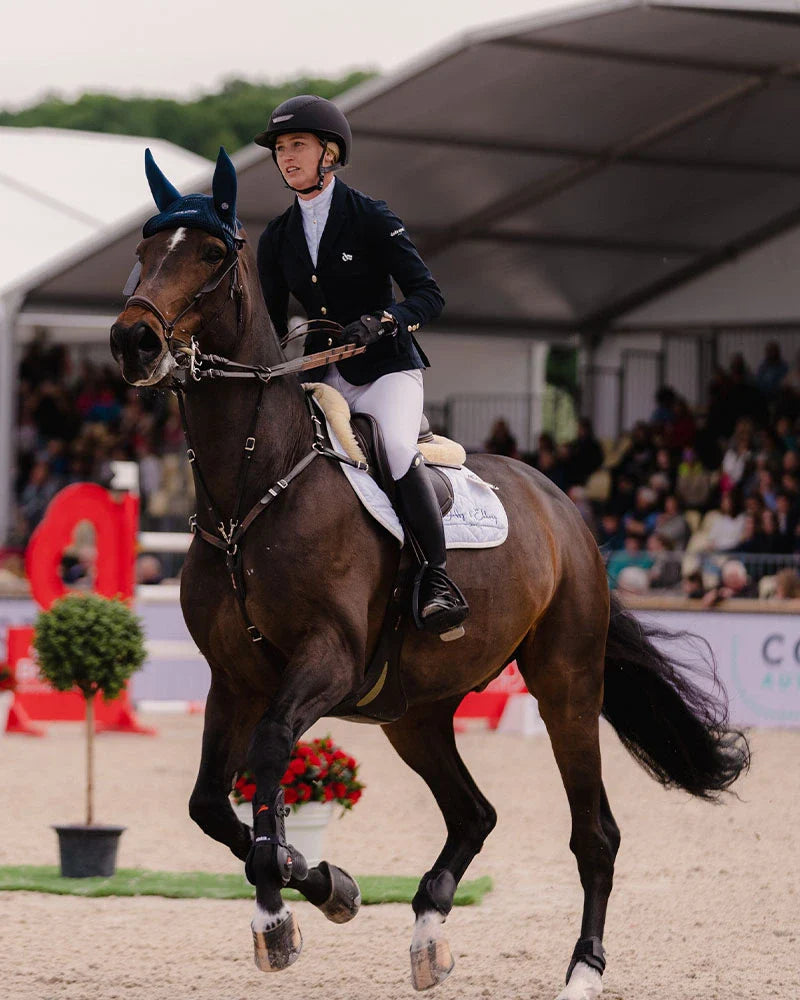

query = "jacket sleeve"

[
  {"left": 369, "top": 201, "right": 444, "bottom": 342},
  {"left": 256, "top": 225, "right": 289, "bottom": 339}
]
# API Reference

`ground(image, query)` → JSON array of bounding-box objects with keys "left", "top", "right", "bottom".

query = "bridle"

[
  {"left": 120, "top": 234, "right": 368, "bottom": 644},
  {"left": 123, "top": 239, "right": 246, "bottom": 367}
]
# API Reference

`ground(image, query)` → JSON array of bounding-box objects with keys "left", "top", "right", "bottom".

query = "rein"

[
  {"left": 123, "top": 243, "right": 368, "bottom": 643},
  {"left": 182, "top": 336, "right": 367, "bottom": 383}
]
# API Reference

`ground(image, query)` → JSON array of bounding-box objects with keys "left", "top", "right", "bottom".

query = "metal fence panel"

[
  {"left": 447, "top": 394, "right": 533, "bottom": 452},
  {"left": 664, "top": 336, "right": 701, "bottom": 406},
  {"left": 621, "top": 350, "right": 662, "bottom": 431}
]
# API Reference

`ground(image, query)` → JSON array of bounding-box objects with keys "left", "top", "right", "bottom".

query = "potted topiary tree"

[{"left": 33, "top": 594, "right": 146, "bottom": 877}]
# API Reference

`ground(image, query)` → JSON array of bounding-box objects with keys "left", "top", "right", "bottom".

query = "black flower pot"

[{"left": 53, "top": 824, "right": 126, "bottom": 878}]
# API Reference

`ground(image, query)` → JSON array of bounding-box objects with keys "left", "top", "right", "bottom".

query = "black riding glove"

[{"left": 341, "top": 312, "right": 398, "bottom": 347}]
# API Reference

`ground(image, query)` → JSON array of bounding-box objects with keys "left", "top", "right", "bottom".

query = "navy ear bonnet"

[{"left": 143, "top": 147, "right": 242, "bottom": 250}]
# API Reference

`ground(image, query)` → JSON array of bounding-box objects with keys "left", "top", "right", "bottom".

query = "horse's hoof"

[
  {"left": 316, "top": 860, "right": 361, "bottom": 923},
  {"left": 251, "top": 910, "right": 302, "bottom": 972},
  {"left": 410, "top": 938, "right": 454, "bottom": 991},
  {"left": 556, "top": 962, "right": 603, "bottom": 1000}
]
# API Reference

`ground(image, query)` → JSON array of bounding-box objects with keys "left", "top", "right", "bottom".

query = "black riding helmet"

[{"left": 254, "top": 95, "right": 352, "bottom": 194}]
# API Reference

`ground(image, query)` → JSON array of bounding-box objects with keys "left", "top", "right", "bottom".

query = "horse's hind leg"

[
  {"left": 382, "top": 698, "right": 497, "bottom": 991},
  {"left": 517, "top": 601, "right": 620, "bottom": 1000}
]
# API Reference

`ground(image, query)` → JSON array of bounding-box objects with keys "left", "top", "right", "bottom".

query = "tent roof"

[
  {"left": 21, "top": 0, "right": 800, "bottom": 333},
  {"left": 1, "top": 127, "right": 209, "bottom": 301}
]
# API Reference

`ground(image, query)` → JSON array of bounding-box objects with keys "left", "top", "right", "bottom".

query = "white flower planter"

[
  {"left": 232, "top": 799, "right": 333, "bottom": 867},
  {"left": 0, "top": 691, "right": 13, "bottom": 737}
]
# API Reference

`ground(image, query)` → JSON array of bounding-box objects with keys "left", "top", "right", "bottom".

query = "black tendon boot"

[{"left": 395, "top": 453, "right": 469, "bottom": 640}]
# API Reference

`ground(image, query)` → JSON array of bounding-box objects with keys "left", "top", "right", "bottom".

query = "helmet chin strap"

[{"left": 278, "top": 140, "right": 336, "bottom": 196}]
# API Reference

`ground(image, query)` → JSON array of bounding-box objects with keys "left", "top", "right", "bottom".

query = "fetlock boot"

[{"left": 395, "top": 453, "right": 469, "bottom": 639}]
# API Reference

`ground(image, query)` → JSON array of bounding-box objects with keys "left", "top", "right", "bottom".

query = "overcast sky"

[{"left": 2, "top": 0, "right": 586, "bottom": 109}]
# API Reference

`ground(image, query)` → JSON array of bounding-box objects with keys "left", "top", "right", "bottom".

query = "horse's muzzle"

[{"left": 110, "top": 319, "right": 166, "bottom": 384}]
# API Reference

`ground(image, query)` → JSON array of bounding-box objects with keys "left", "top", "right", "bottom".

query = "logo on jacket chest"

[{"left": 341, "top": 251, "right": 353, "bottom": 262}]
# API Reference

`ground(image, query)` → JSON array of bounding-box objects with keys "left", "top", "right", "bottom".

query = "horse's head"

[{"left": 111, "top": 147, "right": 244, "bottom": 386}]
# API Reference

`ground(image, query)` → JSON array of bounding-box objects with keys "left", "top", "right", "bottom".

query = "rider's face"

[{"left": 274, "top": 132, "right": 332, "bottom": 195}]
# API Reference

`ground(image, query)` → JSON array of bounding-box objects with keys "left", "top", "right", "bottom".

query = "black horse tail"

[{"left": 601, "top": 592, "right": 750, "bottom": 799}]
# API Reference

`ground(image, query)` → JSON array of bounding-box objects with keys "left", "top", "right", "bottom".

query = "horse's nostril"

[
  {"left": 136, "top": 322, "right": 162, "bottom": 357},
  {"left": 110, "top": 325, "right": 122, "bottom": 356}
]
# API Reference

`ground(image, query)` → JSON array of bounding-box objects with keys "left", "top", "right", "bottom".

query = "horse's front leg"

[
  {"left": 245, "top": 629, "right": 360, "bottom": 973},
  {"left": 188, "top": 679, "right": 253, "bottom": 861}
]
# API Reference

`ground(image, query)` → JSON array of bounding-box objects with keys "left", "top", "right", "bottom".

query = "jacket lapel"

[
  {"left": 316, "top": 180, "right": 348, "bottom": 266},
  {"left": 285, "top": 199, "right": 314, "bottom": 272}
]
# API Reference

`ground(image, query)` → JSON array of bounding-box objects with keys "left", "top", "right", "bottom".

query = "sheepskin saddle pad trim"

[{"left": 303, "top": 383, "right": 467, "bottom": 467}]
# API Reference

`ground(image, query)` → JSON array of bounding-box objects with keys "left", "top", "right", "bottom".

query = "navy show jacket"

[{"left": 256, "top": 179, "right": 444, "bottom": 385}]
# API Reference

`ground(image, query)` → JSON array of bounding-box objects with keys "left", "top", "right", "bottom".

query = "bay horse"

[{"left": 110, "top": 150, "right": 749, "bottom": 1000}]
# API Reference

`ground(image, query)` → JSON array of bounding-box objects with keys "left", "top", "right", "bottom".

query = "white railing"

[{"left": 138, "top": 531, "right": 192, "bottom": 553}]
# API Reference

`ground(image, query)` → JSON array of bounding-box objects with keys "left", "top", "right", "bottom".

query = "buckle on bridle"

[
  {"left": 244, "top": 437, "right": 256, "bottom": 452},
  {"left": 265, "top": 479, "right": 288, "bottom": 500},
  {"left": 247, "top": 625, "right": 263, "bottom": 642}
]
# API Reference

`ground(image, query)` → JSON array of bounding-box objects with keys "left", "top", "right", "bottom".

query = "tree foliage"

[
  {"left": 0, "top": 72, "right": 376, "bottom": 159},
  {"left": 33, "top": 595, "right": 146, "bottom": 701}
]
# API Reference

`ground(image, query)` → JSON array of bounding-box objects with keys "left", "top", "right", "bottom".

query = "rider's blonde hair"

[{"left": 323, "top": 140, "right": 341, "bottom": 165}]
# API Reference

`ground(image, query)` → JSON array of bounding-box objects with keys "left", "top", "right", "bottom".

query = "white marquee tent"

[{"left": 0, "top": 128, "right": 209, "bottom": 542}]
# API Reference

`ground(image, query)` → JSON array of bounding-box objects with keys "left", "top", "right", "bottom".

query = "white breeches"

[{"left": 322, "top": 366, "right": 424, "bottom": 480}]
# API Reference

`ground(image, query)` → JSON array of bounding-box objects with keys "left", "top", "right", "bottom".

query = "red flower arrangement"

[
  {"left": 231, "top": 736, "right": 364, "bottom": 812},
  {"left": 0, "top": 665, "right": 16, "bottom": 692}
]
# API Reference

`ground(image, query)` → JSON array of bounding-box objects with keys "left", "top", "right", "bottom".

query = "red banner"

[{"left": 6, "top": 626, "right": 134, "bottom": 724}]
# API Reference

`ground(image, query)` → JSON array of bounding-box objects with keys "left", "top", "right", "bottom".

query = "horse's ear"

[
  {"left": 212, "top": 147, "right": 237, "bottom": 226},
  {"left": 145, "top": 148, "right": 182, "bottom": 211}
]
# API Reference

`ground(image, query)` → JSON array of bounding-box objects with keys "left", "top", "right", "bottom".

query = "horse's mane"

[{"left": 237, "top": 231, "right": 290, "bottom": 369}]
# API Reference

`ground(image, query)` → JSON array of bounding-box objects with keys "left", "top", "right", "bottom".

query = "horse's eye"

[{"left": 204, "top": 248, "right": 225, "bottom": 264}]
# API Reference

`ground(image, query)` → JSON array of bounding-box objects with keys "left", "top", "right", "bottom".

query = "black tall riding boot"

[{"left": 395, "top": 453, "right": 469, "bottom": 639}]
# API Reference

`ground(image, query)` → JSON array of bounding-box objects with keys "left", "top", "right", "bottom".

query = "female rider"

[{"left": 254, "top": 94, "right": 468, "bottom": 638}]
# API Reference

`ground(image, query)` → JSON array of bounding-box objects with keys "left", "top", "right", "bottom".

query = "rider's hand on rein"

[{"left": 341, "top": 312, "right": 398, "bottom": 347}]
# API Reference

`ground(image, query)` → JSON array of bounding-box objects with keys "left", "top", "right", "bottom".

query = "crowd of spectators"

[
  {"left": 7, "top": 334, "right": 800, "bottom": 602},
  {"left": 6, "top": 333, "right": 193, "bottom": 587},
  {"left": 484, "top": 341, "right": 800, "bottom": 601}
]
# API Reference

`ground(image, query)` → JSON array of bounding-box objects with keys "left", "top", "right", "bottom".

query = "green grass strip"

[{"left": 0, "top": 866, "right": 492, "bottom": 905}]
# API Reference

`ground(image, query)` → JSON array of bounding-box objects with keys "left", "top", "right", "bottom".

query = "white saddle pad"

[{"left": 324, "top": 418, "right": 508, "bottom": 549}]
